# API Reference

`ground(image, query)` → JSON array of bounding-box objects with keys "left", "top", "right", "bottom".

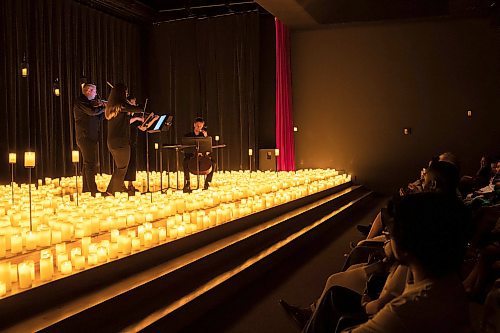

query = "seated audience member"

[
  {"left": 344, "top": 193, "right": 471, "bottom": 332},
  {"left": 360, "top": 158, "right": 460, "bottom": 242},
  {"left": 460, "top": 156, "right": 494, "bottom": 196}
]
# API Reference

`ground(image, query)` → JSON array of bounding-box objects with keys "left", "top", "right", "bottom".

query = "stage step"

[{"left": 4, "top": 184, "right": 371, "bottom": 332}]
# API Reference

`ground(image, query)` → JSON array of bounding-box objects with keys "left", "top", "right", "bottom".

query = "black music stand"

[
  {"left": 181, "top": 136, "right": 212, "bottom": 190},
  {"left": 148, "top": 115, "right": 172, "bottom": 193}
]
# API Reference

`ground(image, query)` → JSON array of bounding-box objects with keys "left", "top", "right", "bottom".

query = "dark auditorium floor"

[{"left": 179, "top": 195, "right": 388, "bottom": 333}]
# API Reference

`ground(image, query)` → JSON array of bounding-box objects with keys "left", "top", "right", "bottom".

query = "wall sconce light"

[
  {"left": 21, "top": 54, "right": 29, "bottom": 77},
  {"left": 53, "top": 78, "right": 60, "bottom": 96},
  {"left": 467, "top": 110, "right": 472, "bottom": 117},
  {"left": 293, "top": 126, "right": 298, "bottom": 132},
  {"left": 403, "top": 128, "right": 412, "bottom": 135}
]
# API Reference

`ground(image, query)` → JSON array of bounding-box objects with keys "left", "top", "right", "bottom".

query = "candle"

[
  {"left": 61, "top": 260, "right": 72, "bottom": 274},
  {"left": 81, "top": 237, "right": 91, "bottom": 256},
  {"left": 21, "top": 67, "right": 28, "bottom": 77},
  {"left": 71, "top": 150, "right": 79, "bottom": 163},
  {"left": 118, "top": 236, "right": 132, "bottom": 254},
  {"left": 51, "top": 230, "right": 62, "bottom": 244},
  {"left": 55, "top": 242, "right": 66, "bottom": 254},
  {"left": 54, "top": 88, "right": 60, "bottom": 96},
  {"left": 131, "top": 238, "right": 140, "bottom": 252},
  {"left": 40, "top": 255, "right": 54, "bottom": 281},
  {"left": 18, "top": 262, "right": 32, "bottom": 288},
  {"left": 9, "top": 264, "right": 17, "bottom": 283},
  {"left": 215, "top": 135, "right": 220, "bottom": 141},
  {"left": 38, "top": 225, "right": 51, "bottom": 247},
  {"left": 154, "top": 143, "right": 159, "bottom": 150},
  {"left": 110, "top": 229, "right": 119, "bottom": 243},
  {"left": 0, "top": 282, "right": 6, "bottom": 297},
  {"left": 10, "top": 234, "right": 22, "bottom": 254},
  {"left": 0, "top": 263, "right": 11, "bottom": 292},
  {"left": 70, "top": 247, "right": 82, "bottom": 261},
  {"left": 109, "top": 243, "right": 118, "bottom": 258},
  {"left": 0, "top": 236, "right": 5, "bottom": 258},
  {"left": 24, "top": 151, "right": 36, "bottom": 168},
  {"left": 25, "top": 231, "right": 37, "bottom": 250},
  {"left": 97, "top": 247, "right": 107, "bottom": 263},
  {"left": 9, "top": 153, "right": 16, "bottom": 164},
  {"left": 73, "top": 255, "right": 85, "bottom": 270},
  {"left": 177, "top": 226, "right": 186, "bottom": 238},
  {"left": 144, "top": 231, "right": 152, "bottom": 248},
  {"left": 158, "top": 227, "right": 166, "bottom": 242},
  {"left": 57, "top": 253, "right": 68, "bottom": 272},
  {"left": 87, "top": 253, "right": 97, "bottom": 266},
  {"left": 275, "top": 148, "right": 280, "bottom": 157},
  {"left": 248, "top": 149, "right": 253, "bottom": 156}
]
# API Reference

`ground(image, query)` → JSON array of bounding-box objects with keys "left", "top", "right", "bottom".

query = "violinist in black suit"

[{"left": 73, "top": 83, "right": 104, "bottom": 196}]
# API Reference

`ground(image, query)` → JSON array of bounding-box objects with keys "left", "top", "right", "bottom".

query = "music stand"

[{"left": 181, "top": 136, "right": 212, "bottom": 189}]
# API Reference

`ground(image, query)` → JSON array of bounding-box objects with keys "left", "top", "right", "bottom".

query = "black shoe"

[
  {"left": 203, "top": 183, "right": 210, "bottom": 190},
  {"left": 356, "top": 224, "right": 371, "bottom": 236},
  {"left": 183, "top": 186, "right": 192, "bottom": 194},
  {"left": 279, "top": 299, "right": 312, "bottom": 330}
]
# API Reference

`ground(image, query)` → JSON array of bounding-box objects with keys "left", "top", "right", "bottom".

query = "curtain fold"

[
  {"left": 0, "top": 0, "right": 144, "bottom": 183},
  {"left": 275, "top": 18, "right": 295, "bottom": 171},
  {"left": 149, "top": 13, "right": 259, "bottom": 172}
]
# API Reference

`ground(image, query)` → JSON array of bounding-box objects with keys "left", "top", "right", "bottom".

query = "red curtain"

[{"left": 275, "top": 18, "right": 295, "bottom": 171}]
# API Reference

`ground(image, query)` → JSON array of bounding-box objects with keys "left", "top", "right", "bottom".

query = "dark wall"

[
  {"left": 0, "top": 0, "right": 145, "bottom": 182},
  {"left": 292, "top": 18, "right": 500, "bottom": 193},
  {"left": 147, "top": 12, "right": 275, "bottom": 171}
]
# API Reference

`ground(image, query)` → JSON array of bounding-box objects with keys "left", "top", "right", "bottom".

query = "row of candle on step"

[{"left": 0, "top": 171, "right": 350, "bottom": 258}]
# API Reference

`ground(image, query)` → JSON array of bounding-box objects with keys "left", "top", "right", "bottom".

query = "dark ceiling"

[{"left": 75, "top": 0, "right": 498, "bottom": 27}]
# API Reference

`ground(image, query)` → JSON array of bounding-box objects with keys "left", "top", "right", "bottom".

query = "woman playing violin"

[{"left": 105, "top": 83, "right": 143, "bottom": 195}]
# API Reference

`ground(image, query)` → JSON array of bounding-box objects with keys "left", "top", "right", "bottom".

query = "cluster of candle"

[{"left": 0, "top": 169, "right": 351, "bottom": 297}]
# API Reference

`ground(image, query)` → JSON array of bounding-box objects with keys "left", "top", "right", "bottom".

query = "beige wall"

[{"left": 292, "top": 18, "right": 500, "bottom": 193}]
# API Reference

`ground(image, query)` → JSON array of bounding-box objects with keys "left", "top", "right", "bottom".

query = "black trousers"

[
  {"left": 77, "top": 138, "right": 98, "bottom": 195},
  {"left": 107, "top": 145, "right": 130, "bottom": 194},
  {"left": 124, "top": 140, "right": 137, "bottom": 181},
  {"left": 183, "top": 156, "right": 215, "bottom": 187},
  {"left": 303, "top": 286, "right": 366, "bottom": 333}
]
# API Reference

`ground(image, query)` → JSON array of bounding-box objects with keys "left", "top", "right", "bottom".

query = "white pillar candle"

[
  {"left": 0, "top": 262, "right": 11, "bottom": 292},
  {"left": 73, "top": 255, "right": 85, "bottom": 270},
  {"left": 55, "top": 243, "right": 66, "bottom": 254},
  {"left": 9, "top": 153, "right": 16, "bottom": 164},
  {"left": 57, "top": 253, "right": 68, "bottom": 272},
  {"left": 118, "top": 236, "right": 132, "bottom": 254},
  {"left": 40, "top": 256, "right": 54, "bottom": 281},
  {"left": 88, "top": 243, "right": 97, "bottom": 254},
  {"left": 110, "top": 229, "right": 119, "bottom": 243},
  {"left": 61, "top": 260, "right": 72, "bottom": 274},
  {"left": 71, "top": 150, "right": 79, "bottom": 163},
  {"left": 10, "top": 234, "right": 23, "bottom": 254},
  {"left": 158, "top": 227, "right": 166, "bottom": 242},
  {"left": 131, "top": 237, "right": 141, "bottom": 252},
  {"left": 81, "top": 237, "right": 91, "bottom": 256},
  {"left": 0, "top": 282, "right": 6, "bottom": 297},
  {"left": 177, "top": 226, "right": 186, "bottom": 238},
  {"left": 0, "top": 236, "right": 6, "bottom": 258},
  {"left": 9, "top": 264, "right": 17, "bottom": 284},
  {"left": 151, "top": 228, "right": 159, "bottom": 244},
  {"left": 17, "top": 262, "right": 32, "bottom": 288},
  {"left": 144, "top": 231, "right": 152, "bottom": 248},
  {"left": 37, "top": 225, "right": 51, "bottom": 247},
  {"left": 109, "top": 243, "right": 118, "bottom": 259},
  {"left": 24, "top": 152, "right": 36, "bottom": 168},
  {"left": 25, "top": 231, "right": 37, "bottom": 250},
  {"left": 51, "top": 230, "right": 62, "bottom": 245},
  {"left": 97, "top": 247, "right": 107, "bottom": 263},
  {"left": 169, "top": 227, "right": 178, "bottom": 239},
  {"left": 70, "top": 247, "right": 82, "bottom": 261},
  {"left": 87, "top": 253, "right": 97, "bottom": 266}
]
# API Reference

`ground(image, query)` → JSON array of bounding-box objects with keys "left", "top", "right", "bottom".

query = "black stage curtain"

[
  {"left": 0, "top": 0, "right": 144, "bottom": 183},
  {"left": 148, "top": 13, "right": 260, "bottom": 172}
]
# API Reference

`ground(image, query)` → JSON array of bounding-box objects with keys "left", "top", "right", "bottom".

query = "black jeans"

[
  {"left": 107, "top": 145, "right": 130, "bottom": 194},
  {"left": 77, "top": 138, "right": 98, "bottom": 195},
  {"left": 303, "top": 286, "right": 366, "bottom": 333}
]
